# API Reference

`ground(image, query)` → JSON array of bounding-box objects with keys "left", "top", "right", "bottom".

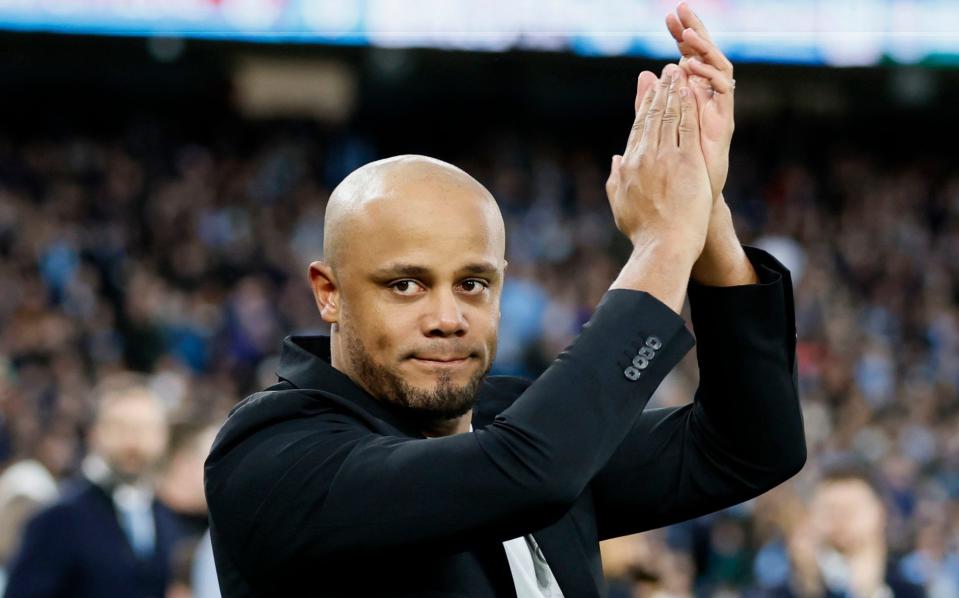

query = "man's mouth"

[{"left": 410, "top": 355, "right": 473, "bottom": 367}]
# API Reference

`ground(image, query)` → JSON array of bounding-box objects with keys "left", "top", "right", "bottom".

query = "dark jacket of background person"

[
  {"left": 205, "top": 247, "right": 807, "bottom": 597},
  {"left": 2, "top": 477, "right": 183, "bottom": 598}
]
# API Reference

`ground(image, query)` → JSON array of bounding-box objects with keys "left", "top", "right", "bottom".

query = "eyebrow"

[
  {"left": 373, "top": 264, "right": 431, "bottom": 279},
  {"left": 459, "top": 261, "right": 499, "bottom": 276},
  {"left": 372, "top": 261, "right": 499, "bottom": 279}
]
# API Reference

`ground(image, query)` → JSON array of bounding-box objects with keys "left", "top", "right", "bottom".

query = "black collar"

[
  {"left": 276, "top": 335, "right": 436, "bottom": 439},
  {"left": 275, "top": 334, "right": 508, "bottom": 436}
]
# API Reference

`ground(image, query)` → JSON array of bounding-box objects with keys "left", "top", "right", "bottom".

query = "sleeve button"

[
  {"left": 645, "top": 336, "right": 663, "bottom": 350},
  {"left": 631, "top": 356, "right": 649, "bottom": 370},
  {"left": 624, "top": 367, "right": 642, "bottom": 381}
]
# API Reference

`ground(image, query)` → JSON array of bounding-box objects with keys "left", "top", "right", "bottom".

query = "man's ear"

[{"left": 309, "top": 261, "right": 340, "bottom": 324}]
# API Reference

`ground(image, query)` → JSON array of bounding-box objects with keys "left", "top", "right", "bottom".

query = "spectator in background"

[
  {"left": 158, "top": 424, "right": 218, "bottom": 537},
  {"left": 759, "top": 460, "right": 925, "bottom": 598},
  {"left": 0, "top": 461, "right": 58, "bottom": 595},
  {"left": 158, "top": 424, "right": 222, "bottom": 598},
  {"left": 3, "top": 374, "right": 184, "bottom": 598},
  {"left": 601, "top": 531, "right": 695, "bottom": 598},
  {"left": 898, "top": 522, "right": 959, "bottom": 598}
]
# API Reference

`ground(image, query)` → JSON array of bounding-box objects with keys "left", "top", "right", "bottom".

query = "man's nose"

[{"left": 424, "top": 289, "right": 469, "bottom": 337}]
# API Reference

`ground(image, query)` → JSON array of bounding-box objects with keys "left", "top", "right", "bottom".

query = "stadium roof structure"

[{"left": 2, "top": 0, "right": 959, "bottom": 67}]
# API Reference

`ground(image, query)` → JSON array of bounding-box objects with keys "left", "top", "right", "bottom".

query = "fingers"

[
  {"left": 686, "top": 56, "right": 734, "bottom": 95},
  {"left": 665, "top": 12, "right": 684, "bottom": 44},
  {"left": 678, "top": 77, "right": 701, "bottom": 149},
  {"left": 676, "top": 1, "right": 714, "bottom": 44},
  {"left": 659, "top": 68, "right": 685, "bottom": 150},
  {"left": 625, "top": 66, "right": 673, "bottom": 157},
  {"left": 627, "top": 71, "right": 658, "bottom": 149},
  {"left": 624, "top": 79, "right": 657, "bottom": 157},
  {"left": 665, "top": 12, "right": 694, "bottom": 58},
  {"left": 682, "top": 28, "right": 733, "bottom": 76},
  {"left": 640, "top": 67, "right": 674, "bottom": 154},
  {"left": 634, "top": 70, "right": 658, "bottom": 113}
]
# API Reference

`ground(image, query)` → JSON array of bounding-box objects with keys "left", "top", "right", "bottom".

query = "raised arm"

[
  {"left": 592, "top": 246, "right": 806, "bottom": 540},
  {"left": 588, "top": 5, "right": 804, "bottom": 540}
]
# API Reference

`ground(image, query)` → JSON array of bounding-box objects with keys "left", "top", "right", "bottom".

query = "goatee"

[{"left": 346, "top": 334, "right": 489, "bottom": 425}]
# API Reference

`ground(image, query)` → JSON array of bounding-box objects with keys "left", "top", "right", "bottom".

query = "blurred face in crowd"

[
  {"left": 91, "top": 389, "right": 169, "bottom": 484},
  {"left": 311, "top": 156, "right": 506, "bottom": 426},
  {"left": 810, "top": 478, "right": 886, "bottom": 554},
  {"left": 158, "top": 425, "right": 218, "bottom": 515}
]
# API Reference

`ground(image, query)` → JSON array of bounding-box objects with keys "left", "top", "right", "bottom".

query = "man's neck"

[
  {"left": 82, "top": 455, "right": 153, "bottom": 494},
  {"left": 422, "top": 412, "right": 473, "bottom": 437}
]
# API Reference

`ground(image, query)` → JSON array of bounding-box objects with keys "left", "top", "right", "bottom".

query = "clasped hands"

[{"left": 605, "top": 2, "right": 757, "bottom": 287}]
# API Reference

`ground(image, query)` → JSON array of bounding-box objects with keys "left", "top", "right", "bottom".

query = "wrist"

[
  {"left": 634, "top": 234, "right": 701, "bottom": 270},
  {"left": 612, "top": 234, "right": 701, "bottom": 314},
  {"left": 691, "top": 202, "right": 759, "bottom": 286},
  {"left": 629, "top": 229, "right": 704, "bottom": 269}
]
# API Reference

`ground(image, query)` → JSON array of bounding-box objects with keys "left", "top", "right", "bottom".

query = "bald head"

[{"left": 323, "top": 155, "right": 504, "bottom": 270}]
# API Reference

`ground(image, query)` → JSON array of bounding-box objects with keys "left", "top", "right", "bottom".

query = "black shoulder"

[
  {"left": 209, "top": 384, "right": 355, "bottom": 463},
  {"left": 483, "top": 375, "right": 533, "bottom": 397},
  {"left": 475, "top": 375, "right": 533, "bottom": 417}
]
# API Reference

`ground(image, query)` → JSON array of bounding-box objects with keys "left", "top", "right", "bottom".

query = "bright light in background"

[{"left": 1, "top": 0, "right": 959, "bottom": 66}]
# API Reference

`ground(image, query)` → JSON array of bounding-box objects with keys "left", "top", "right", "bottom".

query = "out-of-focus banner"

[{"left": 2, "top": 0, "right": 959, "bottom": 66}]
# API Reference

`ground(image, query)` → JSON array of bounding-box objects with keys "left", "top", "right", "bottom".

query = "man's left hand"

[
  {"left": 666, "top": 2, "right": 734, "bottom": 203},
  {"left": 639, "top": 2, "right": 756, "bottom": 287}
]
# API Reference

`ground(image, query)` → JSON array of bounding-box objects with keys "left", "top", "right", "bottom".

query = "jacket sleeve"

[
  {"left": 205, "top": 289, "right": 694, "bottom": 571},
  {"left": 591, "top": 246, "right": 807, "bottom": 541}
]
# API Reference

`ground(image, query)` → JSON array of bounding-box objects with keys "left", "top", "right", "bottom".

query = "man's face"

[
  {"left": 324, "top": 177, "right": 505, "bottom": 422},
  {"left": 810, "top": 479, "right": 885, "bottom": 554},
  {"left": 91, "top": 391, "right": 169, "bottom": 484}
]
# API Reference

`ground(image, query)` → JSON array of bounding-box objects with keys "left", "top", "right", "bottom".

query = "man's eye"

[
  {"left": 390, "top": 280, "right": 423, "bottom": 296},
  {"left": 460, "top": 279, "right": 489, "bottom": 295}
]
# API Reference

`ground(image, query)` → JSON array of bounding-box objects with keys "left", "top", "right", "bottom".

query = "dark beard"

[{"left": 345, "top": 333, "right": 489, "bottom": 425}]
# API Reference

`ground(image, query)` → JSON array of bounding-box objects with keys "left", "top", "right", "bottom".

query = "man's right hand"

[{"left": 605, "top": 64, "right": 713, "bottom": 312}]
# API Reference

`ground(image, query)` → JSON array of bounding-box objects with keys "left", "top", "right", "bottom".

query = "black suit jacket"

[
  {"left": 3, "top": 478, "right": 183, "bottom": 598},
  {"left": 205, "top": 246, "right": 806, "bottom": 597}
]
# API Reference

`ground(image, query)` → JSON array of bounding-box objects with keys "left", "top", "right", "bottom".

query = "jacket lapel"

[{"left": 532, "top": 522, "right": 602, "bottom": 598}]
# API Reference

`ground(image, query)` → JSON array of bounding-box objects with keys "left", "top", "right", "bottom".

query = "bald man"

[{"left": 206, "top": 7, "right": 805, "bottom": 597}]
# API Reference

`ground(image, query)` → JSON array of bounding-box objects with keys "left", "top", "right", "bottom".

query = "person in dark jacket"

[
  {"left": 206, "top": 5, "right": 806, "bottom": 597},
  {"left": 4, "top": 374, "right": 184, "bottom": 598}
]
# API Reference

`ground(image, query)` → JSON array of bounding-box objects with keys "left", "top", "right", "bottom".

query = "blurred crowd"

[{"left": 0, "top": 116, "right": 956, "bottom": 597}]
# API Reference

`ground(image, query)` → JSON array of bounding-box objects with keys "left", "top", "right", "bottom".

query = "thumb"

[{"left": 605, "top": 155, "right": 622, "bottom": 197}]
